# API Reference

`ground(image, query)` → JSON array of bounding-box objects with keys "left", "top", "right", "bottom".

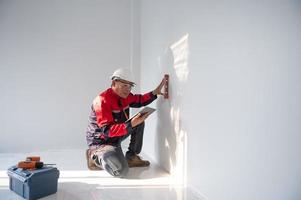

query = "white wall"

[
  {"left": 2, "top": 1, "right": 301, "bottom": 199},
  {"left": 0, "top": 0, "right": 134, "bottom": 152},
  {"left": 139, "top": 0, "right": 301, "bottom": 199}
]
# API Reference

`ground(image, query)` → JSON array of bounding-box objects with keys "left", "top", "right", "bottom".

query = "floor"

[{"left": 0, "top": 149, "right": 201, "bottom": 200}]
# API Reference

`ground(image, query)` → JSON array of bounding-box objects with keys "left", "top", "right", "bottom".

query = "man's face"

[{"left": 112, "top": 79, "right": 134, "bottom": 98}]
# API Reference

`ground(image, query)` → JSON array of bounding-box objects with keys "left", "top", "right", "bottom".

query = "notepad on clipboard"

[{"left": 126, "top": 107, "right": 156, "bottom": 123}]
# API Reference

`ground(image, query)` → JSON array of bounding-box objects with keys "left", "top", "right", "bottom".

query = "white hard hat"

[{"left": 110, "top": 68, "right": 135, "bottom": 84}]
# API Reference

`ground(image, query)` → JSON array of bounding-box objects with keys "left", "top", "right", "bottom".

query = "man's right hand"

[{"left": 130, "top": 112, "right": 150, "bottom": 127}]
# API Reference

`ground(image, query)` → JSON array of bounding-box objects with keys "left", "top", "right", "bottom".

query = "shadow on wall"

[{"left": 155, "top": 34, "right": 189, "bottom": 183}]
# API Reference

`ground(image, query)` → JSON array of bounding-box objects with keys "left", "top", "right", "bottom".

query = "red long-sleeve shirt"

[{"left": 86, "top": 88, "right": 157, "bottom": 147}]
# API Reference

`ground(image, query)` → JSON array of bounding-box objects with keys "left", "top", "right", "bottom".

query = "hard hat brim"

[{"left": 111, "top": 76, "right": 136, "bottom": 85}]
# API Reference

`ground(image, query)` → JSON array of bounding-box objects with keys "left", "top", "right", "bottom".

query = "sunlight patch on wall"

[
  {"left": 168, "top": 107, "right": 188, "bottom": 185},
  {"left": 168, "top": 33, "right": 189, "bottom": 186},
  {"left": 170, "top": 33, "right": 189, "bottom": 82}
]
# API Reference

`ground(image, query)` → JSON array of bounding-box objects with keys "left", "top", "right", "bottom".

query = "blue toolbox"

[{"left": 7, "top": 166, "right": 60, "bottom": 200}]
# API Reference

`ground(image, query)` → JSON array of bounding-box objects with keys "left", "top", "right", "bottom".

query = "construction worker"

[{"left": 86, "top": 68, "right": 165, "bottom": 177}]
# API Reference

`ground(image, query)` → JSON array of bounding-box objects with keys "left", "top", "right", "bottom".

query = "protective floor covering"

[{"left": 0, "top": 149, "right": 202, "bottom": 200}]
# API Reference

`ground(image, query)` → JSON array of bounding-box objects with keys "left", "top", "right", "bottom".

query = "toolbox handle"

[{"left": 7, "top": 166, "right": 32, "bottom": 183}]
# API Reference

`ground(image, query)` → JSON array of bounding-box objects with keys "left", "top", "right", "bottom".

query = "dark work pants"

[
  {"left": 92, "top": 122, "right": 145, "bottom": 177},
  {"left": 124, "top": 121, "right": 145, "bottom": 158}
]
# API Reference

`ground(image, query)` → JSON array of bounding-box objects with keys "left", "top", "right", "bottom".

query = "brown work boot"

[
  {"left": 127, "top": 154, "right": 150, "bottom": 168},
  {"left": 86, "top": 149, "right": 103, "bottom": 170}
]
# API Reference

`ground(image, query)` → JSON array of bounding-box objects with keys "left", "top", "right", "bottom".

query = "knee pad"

[
  {"left": 102, "top": 155, "right": 121, "bottom": 176},
  {"left": 103, "top": 156, "right": 121, "bottom": 172},
  {"left": 103, "top": 155, "right": 129, "bottom": 177}
]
